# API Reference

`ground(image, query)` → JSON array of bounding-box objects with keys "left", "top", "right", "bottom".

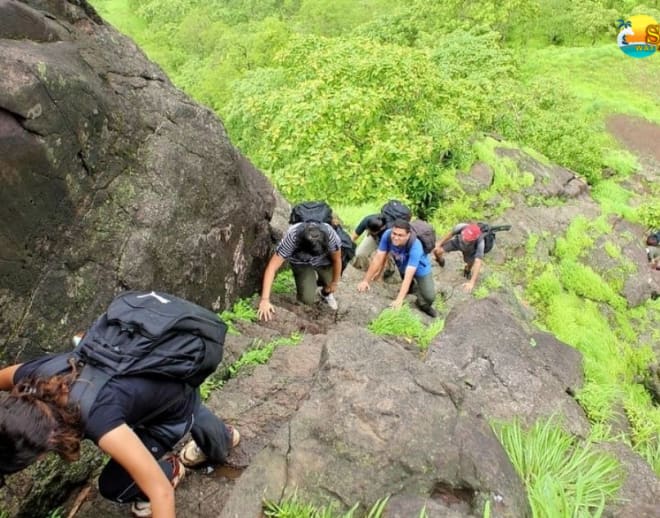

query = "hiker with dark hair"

[
  {"left": 0, "top": 334, "right": 239, "bottom": 517},
  {"left": 433, "top": 223, "right": 485, "bottom": 293},
  {"left": 258, "top": 220, "right": 342, "bottom": 320},
  {"left": 357, "top": 219, "right": 437, "bottom": 317},
  {"left": 351, "top": 214, "right": 388, "bottom": 270},
  {"left": 351, "top": 200, "right": 412, "bottom": 270}
]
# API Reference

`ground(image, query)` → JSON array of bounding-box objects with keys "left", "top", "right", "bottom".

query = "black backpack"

[
  {"left": 407, "top": 220, "right": 436, "bottom": 254},
  {"left": 289, "top": 201, "right": 333, "bottom": 225},
  {"left": 380, "top": 200, "right": 412, "bottom": 227},
  {"left": 37, "top": 290, "right": 227, "bottom": 422},
  {"left": 477, "top": 223, "right": 512, "bottom": 254}
]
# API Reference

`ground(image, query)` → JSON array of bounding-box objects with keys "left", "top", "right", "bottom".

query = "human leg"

[
  {"left": 291, "top": 264, "right": 320, "bottom": 305},
  {"left": 352, "top": 235, "right": 378, "bottom": 270},
  {"left": 315, "top": 265, "right": 338, "bottom": 309},
  {"left": 185, "top": 403, "right": 236, "bottom": 466},
  {"left": 414, "top": 274, "right": 437, "bottom": 317},
  {"left": 98, "top": 417, "right": 192, "bottom": 503}
]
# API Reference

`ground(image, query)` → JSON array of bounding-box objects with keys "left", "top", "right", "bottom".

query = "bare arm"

[
  {"left": 0, "top": 364, "right": 21, "bottom": 391},
  {"left": 463, "top": 258, "right": 483, "bottom": 293},
  {"left": 98, "top": 424, "right": 175, "bottom": 518},
  {"left": 434, "top": 231, "right": 454, "bottom": 251},
  {"left": 325, "top": 250, "right": 342, "bottom": 293},
  {"left": 258, "top": 254, "right": 286, "bottom": 321},
  {"left": 392, "top": 266, "right": 417, "bottom": 308}
]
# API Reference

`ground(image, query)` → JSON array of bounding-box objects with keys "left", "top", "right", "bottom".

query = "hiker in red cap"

[{"left": 433, "top": 223, "right": 485, "bottom": 293}]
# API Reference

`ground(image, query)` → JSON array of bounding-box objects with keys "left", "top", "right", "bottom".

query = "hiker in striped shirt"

[{"left": 258, "top": 222, "right": 342, "bottom": 321}]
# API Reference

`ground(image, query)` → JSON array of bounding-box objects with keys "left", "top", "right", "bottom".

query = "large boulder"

[
  {"left": 427, "top": 296, "right": 589, "bottom": 437},
  {"left": 0, "top": 0, "right": 275, "bottom": 362}
]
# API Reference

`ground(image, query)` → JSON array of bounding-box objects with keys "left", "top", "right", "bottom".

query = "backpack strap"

[{"left": 70, "top": 364, "right": 111, "bottom": 424}]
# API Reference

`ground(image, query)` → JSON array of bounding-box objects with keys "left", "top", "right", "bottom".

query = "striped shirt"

[{"left": 277, "top": 223, "right": 341, "bottom": 267}]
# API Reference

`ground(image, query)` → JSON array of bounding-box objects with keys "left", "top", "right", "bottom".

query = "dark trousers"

[{"left": 98, "top": 395, "right": 232, "bottom": 503}]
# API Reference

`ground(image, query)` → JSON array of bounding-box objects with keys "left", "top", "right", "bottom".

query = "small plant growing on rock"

[
  {"left": 220, "top": 297, "right": 258, "bottom": 335},
  {"left": 368, "top": 305, "right": 443, "bottom": 350}
]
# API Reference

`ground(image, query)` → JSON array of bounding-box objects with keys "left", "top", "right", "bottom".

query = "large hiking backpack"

[
  {"left": 380, "top": 200, "right": 412, "bottom": 227},
  {"left": 477, "top": 223, "right": 512, "bottom": 254},
  {"left": 289, "top": 201, "right": 333, "bottom": 225},
  {"left": 407, "top": 220, "right": 436, "bottom": 254},
  {"left": 38, "top": 290, "right": 227, "bottom": 422}
]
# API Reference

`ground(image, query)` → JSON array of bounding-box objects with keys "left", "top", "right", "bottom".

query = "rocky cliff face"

[{"left": 0, "top": 0, "right": 276, "bottom": 362}]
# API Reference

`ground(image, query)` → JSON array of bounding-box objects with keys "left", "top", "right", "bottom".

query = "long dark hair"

[
  {"left": 297, "top": 223, "right": 330, "bottom": 256},
  {"left": 0, "top": 360, "right": 83, "bottom": 479}
]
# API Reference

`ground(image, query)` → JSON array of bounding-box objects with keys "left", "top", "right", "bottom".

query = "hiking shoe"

[
  {"left": 418, "top": 305, "right": 438, "bottom": 318},
  {"left": 180, "top": 426, "right": 240, "bottom": 468},
  {"left": 130, "top": 456, "right": 185, "bottom": 517},
  {"left": 180, "top": 439, "right": 207, "bottom": 468},
  {"left": 318, "top": 288, "right": 338, "bottom": 310},
  {"left": 130, "top": 501, "right": 152, "bottom": 518}
]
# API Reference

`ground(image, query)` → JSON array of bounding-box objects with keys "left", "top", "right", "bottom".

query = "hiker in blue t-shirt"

[{"left": 357, "top": 219, "right": 437, "bottom": 317}]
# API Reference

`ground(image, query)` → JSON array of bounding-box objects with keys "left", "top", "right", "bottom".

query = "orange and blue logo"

[{"left": 617, "top": 15, "right": 659, "bottom": 58}]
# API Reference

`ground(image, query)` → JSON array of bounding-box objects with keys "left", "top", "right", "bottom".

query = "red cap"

[{"left": 460, "top": 224, "right": 481, "bottom": 242}]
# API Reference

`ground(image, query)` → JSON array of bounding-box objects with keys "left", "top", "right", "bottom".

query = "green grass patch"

[
  {"left": 522, "top": 217, "right": 660, "bottom": 474},
  {"left": 199, "top": 332, "right": 304, "bottom": 399},
  {"left": 591, "top": 180, "right": 639, "bottom": 223},
  {"left": 368, "top": 304, "right": 443, "bottom": 350},
  {"left": 332, "top": 201, "right": 383, "bottom": 231},
  {"left": 228, "top": 332, "right": 303, "bottom": 377},
  {"left": 264, "top": 494, "right": 392, "bottom": 518},
  {"left": 493, "top": 417, "right": 623, "bottom": 517},
  {"left": 520, "top": 45, "right": 660, "bottom": 125},
  {"left": 220, "top": 297, "right": 258, "bottom": 335},
  {"left": 272, "top": 269, "right": 296, "bottom": 295}
]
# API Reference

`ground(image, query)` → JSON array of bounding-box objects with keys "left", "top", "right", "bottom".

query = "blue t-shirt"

[{"left": 378, "top": 229, "right": 431, "bottom": 277}]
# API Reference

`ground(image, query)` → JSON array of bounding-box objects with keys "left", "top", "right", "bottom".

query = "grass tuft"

[{"left": 368, "top": 304, "right": 443, "bottom": 350}]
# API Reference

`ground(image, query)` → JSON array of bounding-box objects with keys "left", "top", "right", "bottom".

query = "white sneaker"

[{"left": 322, "top": 292, "right": 338, "bottom": 310}]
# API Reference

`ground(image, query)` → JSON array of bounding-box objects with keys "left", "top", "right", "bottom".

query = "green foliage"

[
  {"left": 47, "top": 509, "right": 64, "bottom": 518},
  {"left": 228, "top": 332, "right": 303, "bottom": 377},
  {"left": 198, "top": 373, "right": 225, "bottom": 401},
  {"left": 636, "top": 200, "right": 660, "bottom": 230},
  {"left": 553, "top": 216, "right": 596, "bottom": 261},
  {"left": 471, "top": 138, "right": 535, "bottom": 206},
  {"left": 473, "top": 272, "right": 504, "bottom": 300},
  {"left": 368, "top": 305, "right": 443, "bottom": 350},
  {"left": 226, "top": 34, "right": 480, "bottom": 213},
  {"left": 272, "top": 269, "right": 296, "bottom": 294},
  {"left": 332, "top": 202, "right": 382, "bottom": 231},
  {"left": 220, "top": 297, "right": 258, "bottom": 335},
  {"left": 592, "top": 180, "right": 639, "bottom": 222},
  {"left": 523, "top": 218, "right": 660, "bottom": 474},
  {"left": 558, "top": 260, "right": 625, "bottom": 309},
  {"left": 263, "top": 493, "right": 391, "bottom": 518},
  {"left": 494, "top": 418, "right": 623, "bottom": 516}
]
